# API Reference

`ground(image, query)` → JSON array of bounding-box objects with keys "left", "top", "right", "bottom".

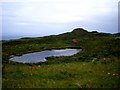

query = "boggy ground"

[{"left": 2, "top": 28, "right": 120, "bottom": 88}]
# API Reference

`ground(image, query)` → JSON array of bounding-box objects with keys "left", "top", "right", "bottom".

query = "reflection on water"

[{"left": 9, "top": 48, "right": 81, "bottom": 63}]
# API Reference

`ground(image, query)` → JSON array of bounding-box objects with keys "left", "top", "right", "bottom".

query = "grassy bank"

[
  {"left": 2, "top": 28, "right": 120, "bottom": 88},
  {"left": 2, "top": 59, "right": 119, "bottom": 88}
]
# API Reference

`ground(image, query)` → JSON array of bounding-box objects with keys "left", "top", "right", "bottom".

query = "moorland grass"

[
  {"left": 2, "top": 57, "right": 119, "bottom": 88},
  {"left": 2, "top": 28, "right": 120, "bottom": 88}
]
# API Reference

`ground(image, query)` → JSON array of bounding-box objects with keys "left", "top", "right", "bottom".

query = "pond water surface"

[{"left": 9, "top": 48, "right": 81, "bottom": 63}]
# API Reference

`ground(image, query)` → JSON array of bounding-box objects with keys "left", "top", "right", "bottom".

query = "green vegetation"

[{"left": 2, "top": 28, "right": 120, "bottom": 88}]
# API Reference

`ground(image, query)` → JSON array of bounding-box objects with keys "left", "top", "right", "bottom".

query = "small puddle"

[{"left": 9, "top": 48, "right": 82, "bottom": 63}]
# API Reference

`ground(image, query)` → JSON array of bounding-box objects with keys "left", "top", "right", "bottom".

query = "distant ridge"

[
  {"left": 72, "top": 28, "right": 88, "bottom": 33},
  {"left": 4, "top": 28, "right": 119, "bottom": 41}
]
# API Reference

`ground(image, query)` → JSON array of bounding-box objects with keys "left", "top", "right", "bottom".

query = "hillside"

[{"left": 2, "top": 28, "right": 120, "bottom": 88}]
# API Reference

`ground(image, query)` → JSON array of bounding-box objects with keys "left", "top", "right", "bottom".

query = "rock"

[{"left": 72, "top": 38, "right": 78, "bottom": 44}]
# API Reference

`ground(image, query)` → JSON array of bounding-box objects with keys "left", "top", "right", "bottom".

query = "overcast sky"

[{"left": 1, "top": 0, "right": 119, "bottom": 40}]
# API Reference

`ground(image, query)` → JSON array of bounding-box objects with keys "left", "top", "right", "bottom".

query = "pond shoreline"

[
  {"left": 43, "top": 46, "right": 82, "bottom": 50},
  {"left": 9, "top": 46, "right": 82, "bottom": 57},
  {"left": 9, "top": 47, "right": 82, "bottom": 64}
]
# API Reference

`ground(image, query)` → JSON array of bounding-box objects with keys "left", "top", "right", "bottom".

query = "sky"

[{"left": 1, "top": 0, "right": 119, "bottom": 40}]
